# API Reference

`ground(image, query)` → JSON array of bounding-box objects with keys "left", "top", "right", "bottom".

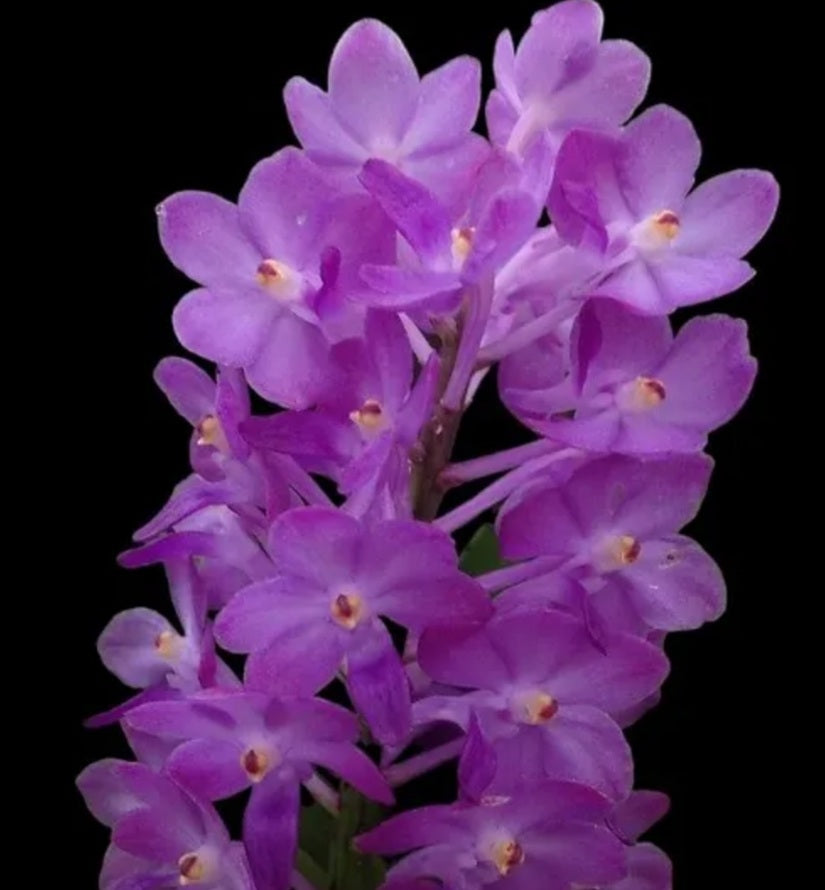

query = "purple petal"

[
  {"left": 359, "top": 160, "right": 451, "bottom": 266},
  {"left": 458, "top": 714, "right": 497, "bottom": 802},
  {"left": 651, "top": 314, "right": 757, "bottom": 432},
  {"left": 513, "top": 0, "right": 604, "bottom": 102},
  {"left": 403, "top": 56, "right": 481, "bottom": 153},
  {"left": 524, "top": 822, "right": 628, "bottom": 887},
  {"left": 612, "top": 790, "right": 670, "bottom": 842},
  {"left": 380, "top": 573, "right": 492, "bottom": 634},
  {"left": 619, "top": 843, "right": 672, "bottom": 890},
  {"left": 359, "top": 265, "right": 460, "bottom": 308},
  {"left": 113, "top": 807, "right": 202, "bottom": 864},
  {"left": 244, "top": 312, "right": 332, "bottom": 409},
  {"left": 97, "top": 609, "right": 177, "bottom": 689},
  {"left": 157, "top": 192, "right": 260, "bottom": 288},
  {"left": 357, "top": 806, "right": 469, "bottom": 855},
  {"left": 418, "top": 621, "right": 510, "bottom": 690},
  {"left": 239, "top": 148, "right": 332, "bottom": 269},
  {"left": 243, "top": 773, "right": 300, "bottom": 890},
  {"left": 305, "top": 741, "right": 394, "bottom": 805},
  {"left": 166, "top": 738, "right": 249, "bottom": 800},
  {"left": 268, "top": 506, "right": 361, "bottom": 584},
  {"left": 550, "top": 39, "right": 651, "bottom": 128},
  {"left": 153, "top": 357, "right": 216, "bottom": 426},
  {"left": 346, "top": 622, "right": 411, "bottom": 745},
  {"left": 647, "top": 252, "right": 756, "bottom": 308},
  {"left": 284, "top": 77, "right": 366, "bottom": 168},
  {"left": 617, "top": 535, "right": 726, "bottom": 630},
  {"left": 328, "top": 19, "right": 419, "bottom": 148},
  {"left": 245, "top": 623, "right": 344, "bottom": 697},
  {"left": 172, "top": 287, "right": 273, "bottom": 367},
  {"left": 678, "top": 169, "right": 779, "bottom": 257},
  {"left": 214, "top": 578, "right": 316, "bottom": 653},
  {"left": 620, "top": 105, "right": 701, "bottom": 216}
]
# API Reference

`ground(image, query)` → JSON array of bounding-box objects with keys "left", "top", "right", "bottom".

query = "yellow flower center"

[
  {"left": 491, "top": 839, "right": 525, "bottom": 876},
  {"left": 331, "top": 592, "right": 365, "bottom": 630}
]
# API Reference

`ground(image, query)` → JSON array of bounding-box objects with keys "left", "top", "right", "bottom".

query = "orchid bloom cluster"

[{"left": 78, "top": 3, "right": 778, "bottom": 889}]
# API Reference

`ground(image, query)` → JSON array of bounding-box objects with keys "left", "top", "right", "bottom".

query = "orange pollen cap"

[
  {"left": 241, "top": 748, "right": 271, "bottom": 782},
  {"left": 178, "top": 853, "right": 207, "bottom": 884},
  {"left": 331, "top": 592, "right": 364, "bottom": 630},
  {"left": 492, "top": 839, "right": 525, "bottom": 875},
  {"left": 651, "top": 209, "right": 680, "bottom": 240}
]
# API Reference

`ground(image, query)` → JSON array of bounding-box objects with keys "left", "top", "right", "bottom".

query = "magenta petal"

[
  {"left": 166, "top": 738, "right": 249, "bottom": 800},
  {"left": 524, "top": 822, "right": 628, "bottom": 887},
  {"left": 172, "top": 287, "right": 273, "bottom": 367},
  {"left": 214, "top": 578, "right": 316, "bottom": 653},
  {"left": 458, "top": 714, "right": 497, "bottom": 802},
  {"left": 346, "top": 622, "right": 411, "bottom": 745},
  {"left": 157, "top": 191, "right": 260, "bottom": 288},
  {"left": 268, "top": 506, "right": 361, "bottom": 584},
  {"left": 418, "top": 621, "right": 510, "bottom": 690},
  {"left": 379, "top": 574, "right": 492, "bottom": 635},
  {"left": 359, "top": 160, "right": 451, "bottom": 266},
  {"left": 243, "top": 773, "right": 300, "bottom": 890},
  {"left": 678, "top": 169, "right": 780, "bottom": 257},
  {"left": 328, "top": 19, "right": 419, "bottom": 147},
  {"left": 113, "top": 808, "right": 201, "bottom": 864},
  {"left": 620, "top": 843, "right": 672, "bottom": 890},
  {"left": 305, "top": 741, "right": 394, "bottom": 805},
  {"left": 357, "top": 805, "right": 468, "bottom": 855},
  {"left": 612, "top": 790, "right": 670, "bottom": 841},
  {"left": 359, "top": 265, "right": 460, "bottom": 308},
  {"left": 245, "top": 624, "right": 343, "bottom": 697}
]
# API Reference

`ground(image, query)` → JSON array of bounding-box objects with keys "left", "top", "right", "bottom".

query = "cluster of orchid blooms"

[{"left": 77, "top": 3, "right": 778, "bottom": 888}]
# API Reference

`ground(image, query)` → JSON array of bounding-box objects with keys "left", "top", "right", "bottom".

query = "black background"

[{"left": 52, "top": 2, "right": 801, "bottom": 887}]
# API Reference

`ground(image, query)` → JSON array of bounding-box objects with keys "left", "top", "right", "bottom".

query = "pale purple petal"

[
  {"left": 268, "top": 506, "right": 361, "bottom": 584},
  {"left": 346, "top": 621, "right": 411, "bottom": 745},
  {"left": 678, "top": 169, "right": 780, "bottom": 257},
  {"left": 304, "top": 741, "right": 394, "bottom": 804},
  {"left": 153, "top": 357, "right": 216, "bottom": 426},
  {"left": 620, "top": 105, "right": 701, "bottom": 216},
  {"left": 243, "top": 773, "right": 300, "bottom": 890},
  {"left": 403, "top": 56, "right": 481, "bottom": 153},
  {"left": 157, "top": 192, "right": 260, "bottom": 288},
  {"left": 329, "top": 19, "right": 419, "bottom": 148},
  {"left": 166, "top": 738, "right": 249, "bottom": 800},
  {"left": 97, "top": 609, "right": 177, "bottom": 689},
  {"left": 172, "top": 287, "right": 274, "bottom": 367}
]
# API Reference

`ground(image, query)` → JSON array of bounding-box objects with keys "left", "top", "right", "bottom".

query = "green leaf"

[
  {"left": 299, "top": 804, "right": 335, "bottom": 872},
  {"left": 460, "top": 523, "right": 505, "bottom": 576},
  {"left": 296, "top": 849, "right": 331, "bottom": 890},
  {"left": 330, "top": 786, "right": 387, "bottom": 890}
]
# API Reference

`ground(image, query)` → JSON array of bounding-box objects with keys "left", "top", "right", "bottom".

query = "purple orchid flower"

[
  {"left": 215, "top": 507, "right": 492, "bottom": 744},
  {"left": 284, "top": 18, "right": 489, "bottom": 212},
  {"left": 126, "top": 689, "right": 392, "bottom": 890},
  {"left": 358, "top": 780, "right": 627, "bottom": 889},
  {"left": 154, "top": 358, "right": 251, "bottom": 481},
  {"left": 77, "top": 759, "right": 255, "bottom": 889},
  {"left": 415, "top": 610, "right": 668, "bottom": 799},
  {"left": 241, "top": 311, "right": 439, "bottom": 520},
  {"left": 358, "top": 159, "right": 538, "bottom": 314},
  {"left": 501, "top": 298, "right": 757, "bottom": 453},
  {"left": 496, "top": 454, "right": 725, "bottom": 634},
  {"left": 160, "top": 147, "right": 393, "bottom": 407},
  {"left": 487, "top": 0, "right": 650, "bottom": 201},
  {"left": 548, "top": 105, "right": 779, "bottom": 313},
  {"left": 87, "top": 561, "right": 238, "bottom": 730}
]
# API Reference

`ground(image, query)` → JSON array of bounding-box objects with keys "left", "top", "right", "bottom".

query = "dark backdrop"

[{"left": 53, "top": 2, "right": 799, "bottom": 887}]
